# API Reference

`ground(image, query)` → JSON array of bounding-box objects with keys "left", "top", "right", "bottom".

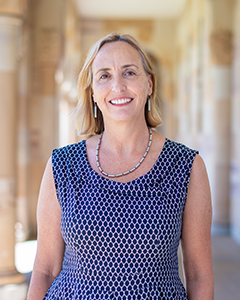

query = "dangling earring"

[
  {"left": 94, "top": 102, "right": 97, "bottom": 118},
  {"left": 147, "top": 95, "right": 151, "bottom": 111}
]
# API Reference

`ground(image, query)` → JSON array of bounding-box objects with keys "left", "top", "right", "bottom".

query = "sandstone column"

[
  {"left": 0, "top": 15, "right": 24, "bottom": 286},
  {"left": 230, "top": 0, "right": 240, "bottom": 244},
  {"left": 207, "top": 0, "right": 233, "bottom": 234},
  {"left": 26, "top": 0, "right": 66, "bottom": 237}
]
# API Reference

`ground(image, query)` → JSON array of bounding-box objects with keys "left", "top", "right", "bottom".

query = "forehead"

[{"left": 92, "top": 41, "right": 144, "bottom": 70}]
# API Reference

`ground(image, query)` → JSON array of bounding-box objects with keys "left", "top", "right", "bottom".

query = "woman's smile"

[{"left": 110, "top": 97, "right": 133, "bottom": 105}]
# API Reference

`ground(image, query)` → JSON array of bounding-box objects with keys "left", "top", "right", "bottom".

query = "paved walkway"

[{"left": 212, "top": 235, "right": 240, "bottom": 300}]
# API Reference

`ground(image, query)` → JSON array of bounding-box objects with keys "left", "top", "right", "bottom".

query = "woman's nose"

[{"left": 111, "top": 75, "right": 127, "bottom": 93}]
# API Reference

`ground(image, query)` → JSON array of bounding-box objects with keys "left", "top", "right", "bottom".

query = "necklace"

[{"left": 96, "top": 127, "right": 152, "bottom": 178}]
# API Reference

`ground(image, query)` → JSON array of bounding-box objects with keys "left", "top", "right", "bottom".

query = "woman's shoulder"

[
  {"left": 152, "top": 130, "right": 198, "bottom": 156},
  {"left": 52, "top": 140, "right": 86, "bottom": 157},
  {"left": 51, "top": 140, "right": 87, "bottom": 173},
  {"left": 165, "top": 137, "right": 199, "bottom": 157}
]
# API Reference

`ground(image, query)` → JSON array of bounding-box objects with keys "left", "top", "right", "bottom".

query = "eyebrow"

[
  {"left": 95, "top": 68, "right": 110, "bottom": 76},
  {"left": 122, "top": 64, "right": 139, "bottom": 69},
  {"left": 95, "top": 64, "right": 139, "bottom": 76}
]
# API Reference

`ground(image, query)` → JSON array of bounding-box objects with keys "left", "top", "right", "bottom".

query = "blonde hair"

[{"left": 74, "top": 33, "right": 162, "bottom": 136}]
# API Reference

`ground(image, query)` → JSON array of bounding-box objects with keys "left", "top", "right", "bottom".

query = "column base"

[
  {"left": 230, "top": 226, "right": 240, "bottom": 246},
  {"left": 0, "top": 281, "right": 28, "bottom": 300},
  {"left": 211, "top": 224, "right": 229, "bottom": 235},
  {"left": 0, "top": 270, "right": 25, "bottom": 286}
]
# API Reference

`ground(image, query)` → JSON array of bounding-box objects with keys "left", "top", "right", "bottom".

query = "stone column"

[
  {"left": 230, "top": 0, "right": 240, "bottom": 244},
  {"left": 26, "top": 0, "right": 66, "bottom": 237},
  {"left": 207, "top": 0, "right": 233, "bottom": 234},
  {"left": 0, "top": 15, "right": 24, "bottom": 286}
]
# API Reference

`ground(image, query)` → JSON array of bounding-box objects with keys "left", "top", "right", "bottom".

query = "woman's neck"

[{"left": 100, "top": 121, "right": 150, "bottom": 156}]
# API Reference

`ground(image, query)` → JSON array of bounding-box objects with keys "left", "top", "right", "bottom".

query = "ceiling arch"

[{"left": 75, "top": 0, "right": 188, "bottom": 20}]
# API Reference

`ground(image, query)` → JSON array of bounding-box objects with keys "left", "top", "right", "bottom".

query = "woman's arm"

[
  {"left": 181, "top": 154, "right": 214, "bottom": 300},
  {"left": 27, "top": 158, "right": 65, "bottom": 300}
]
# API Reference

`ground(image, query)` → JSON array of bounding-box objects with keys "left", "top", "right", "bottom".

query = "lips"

[{"left": 110, "top": 98, "right": 133, "bottom": 105}]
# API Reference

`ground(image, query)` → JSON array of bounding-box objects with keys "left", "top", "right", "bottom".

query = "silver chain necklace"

[{"left": 96, "top": 128, "right": 152, "bottom": 178}]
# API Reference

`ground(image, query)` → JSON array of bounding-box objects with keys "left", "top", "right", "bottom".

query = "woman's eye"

[
  {"left": 99, "top": 73, "right": 109, "bottom": 80},
  {"left": 124, "top": 70, "right": 136, "bottom": 76}
]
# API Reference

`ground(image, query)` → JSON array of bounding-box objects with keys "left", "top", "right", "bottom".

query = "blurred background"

[{"left": 0, "top": 0, "right": 240, "bottom": 299}]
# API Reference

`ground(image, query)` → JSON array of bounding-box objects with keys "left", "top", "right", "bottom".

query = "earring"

[
  {"left": 147, "top": 95, "right": 151, "bottom": 111},
  {"left": 94, "top": 102, "right": 97, "bottom": 118}
]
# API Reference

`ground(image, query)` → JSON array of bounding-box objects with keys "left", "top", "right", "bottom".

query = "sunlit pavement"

[
  {"left": 0, "top": 241, "right": 37, "bottom": 300},
  {"left": 212, "top": 235, "right": 240, "bottom": 300},
  {"left": 3, "top": 236, "right": 239, "bottom": 300}
]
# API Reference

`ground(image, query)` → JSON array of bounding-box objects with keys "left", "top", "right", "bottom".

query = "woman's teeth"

[{"left": 110, "top": 98, "right": 132, "bottom": 105}]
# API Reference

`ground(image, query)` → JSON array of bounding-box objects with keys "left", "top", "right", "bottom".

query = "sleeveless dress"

[{"left": 44, "top": 138, "right": 198, "bottom": 300}]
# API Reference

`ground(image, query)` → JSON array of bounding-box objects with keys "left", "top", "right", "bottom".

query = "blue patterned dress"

[{"left": 44, "top": 138, "right": 198, "bottom": 300}]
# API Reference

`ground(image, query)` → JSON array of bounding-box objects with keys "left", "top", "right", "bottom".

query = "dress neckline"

[{"left": 83, "top": 137, "right": 169, "bottom": 185}]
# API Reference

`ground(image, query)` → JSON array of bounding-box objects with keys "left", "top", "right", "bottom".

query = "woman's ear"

[{"left": 148, "top": 75, "right": 153, "bottom": 95}]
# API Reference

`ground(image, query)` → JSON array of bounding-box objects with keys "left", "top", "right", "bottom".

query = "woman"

[{"left": 27, "top": 33, "right": 214, "bottom": 299}]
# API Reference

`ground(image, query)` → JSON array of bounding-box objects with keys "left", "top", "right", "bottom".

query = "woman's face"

[{"left": 91, "top": 41, "right": 153, "bottom": 126}]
